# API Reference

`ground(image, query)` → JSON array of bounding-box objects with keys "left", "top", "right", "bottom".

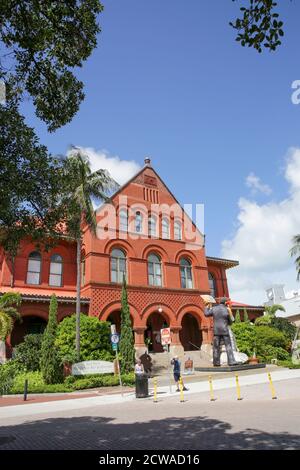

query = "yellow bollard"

[
  {"left": 268, "top": 373, "right": 277, "bottom": 400},
  {"left": 208, "top": 375, "right": 216, "bottom": 401},
  {"left": 153, "top": 378, "right": 158, "bottom": 403},
  {"left": 179, "top": 377, "right": 184, "bottom": 403},
  {"left": 235, "top": 373, "right": 243, "bottom": 400}
]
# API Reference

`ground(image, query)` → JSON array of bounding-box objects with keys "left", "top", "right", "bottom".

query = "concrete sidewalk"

[{"left": 1, "top": 367, "right": 300, "bottom": 419}]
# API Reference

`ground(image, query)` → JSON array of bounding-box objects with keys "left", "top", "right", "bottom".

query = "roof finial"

[{"left": 144, "top": 156, "right": 151, "bottom": 166}]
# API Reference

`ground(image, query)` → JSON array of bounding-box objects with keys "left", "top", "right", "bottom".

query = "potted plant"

[{"left": 248, "top": 349, "right": 259, "bottom": 365}]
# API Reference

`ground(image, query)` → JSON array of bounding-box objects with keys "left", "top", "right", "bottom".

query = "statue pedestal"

[{"left": 195, "top": 363, "right": 266, "bottom": 372}]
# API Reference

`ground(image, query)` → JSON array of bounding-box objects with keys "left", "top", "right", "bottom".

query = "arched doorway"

[
  {"left": 10, "top": 316, "right": 47, "bottom": 347},
  {"left": 107, "top": 311, "right": 134, "bottom": 336},
  {"left": 145, "top": 312, "right": 169, "bottom": 353},
  {"left": 179, "top": 313, "right": 202, "bottom": 351}
]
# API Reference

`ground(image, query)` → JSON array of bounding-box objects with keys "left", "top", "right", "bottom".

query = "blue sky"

[{"left": 21, "top": 1, "right": 300, "bottom": 303}]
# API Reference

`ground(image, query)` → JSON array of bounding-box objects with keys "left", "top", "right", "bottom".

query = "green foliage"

[
  {"left": 10, "top": 371, "right": 72, "bottom": 394},
  {"left": 232, "top": 322, "right": 291, "bottom": 362},
  {"left": 55, "top": 314, "right": 113, "bottom": 362},
  {"left": 278, "top": 360, "right": 300, "bottom": 369},
  {"left": 40, "top": 294, "right": 63, "bottom": 384},
  {"left": 119, "top": 279, "right": 135, "bottom": 374},
  {"left": 255, "top": 326, "right": 290, "bottom": 350},
  {"left": 0, "top": 2, "right": 104, "bottom": 253},
  {"left": 264, "top": 304, "right": 285, "bottom": 316},
  {"left": 232, "top": 322, "right": 256, "bottom": 356},
  {"left": 234, "top": 310, "right": 241, "bottom": 323},
  {"left": 230, "top": 0, "right": 284, "bottom": 53},
  {"left": 270, "top": 317, "right": 297, "bottom": 341},
  {"left": 0, "top": 1, "right": 103, "bottom": 132},
  {"left": 255, "top": 314, "right": 272, "bottom": 326},
  {"left": 8, "top": 371, "right": 135, "bottom": 394},
  {"left": 14, "top": 334, "right": 43, "bottom": 371},
  {"left": 243, "top": 308, "right": 249, "bottom": 323},
  {"left": 0, "top": 360, "right": 19, "bottom": 394},
  {"left": 258, "top": 345, "right": 290, "bottom": 363},
  {"left": 0, "top": 292, "right": 21, "bottom": 340}
]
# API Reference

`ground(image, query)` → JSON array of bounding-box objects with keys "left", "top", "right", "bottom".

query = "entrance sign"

[
  {"left": 160, "top": 327, "right": 171, "bottom": 346},
  {"left": 72, "top": 360, "right": 114, "bottom": 376}
]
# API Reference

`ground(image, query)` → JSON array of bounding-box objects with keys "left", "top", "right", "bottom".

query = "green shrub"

[
  {"left": 55, "top": 314, "right": 113, "bottom": 362},
  {"left": 255, "top": 314, "right": 272, "bottom": 326},
  {"left": 234, "top": 310, "right": 241, "bottom": 323},
  {"left": 14, "top": 334, "right": 43, "bottom": 371},
  {"left": 5, "top": 369, "right": 135, "bottom": 394},
  {"left": 11, "top": 371, "right": 73, "bottom": 394},
  {"left": 278, "top": 360, "right": 300, "bottom": 369},
  {"left": 255, "top": 326, "right": 289, "bottom": 350},
  {"left": 231, "top": 322, "right": 256, "bottom": 356},
  {"left": 258, "top": 345, "right": 290, "bottom": 362},
  {"left": 270, "top": 317, "right": 297, "bottom": 341},
  {"left": 0, "top": 360, "right": 19, "bottom": 394}
]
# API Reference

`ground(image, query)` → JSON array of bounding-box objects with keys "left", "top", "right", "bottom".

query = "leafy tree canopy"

[
  {"left": 0, "top": 1, "right": 103, "bottom": 131},
  {"left": 230, "top": 0, "right": 285, "bottom": 53},
  {"left": 0, "top": 1, "right": 103, "bottom": 254}
]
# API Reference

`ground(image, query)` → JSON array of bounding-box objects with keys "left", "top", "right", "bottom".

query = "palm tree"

[
  {"left": 291, "top": 235, "right": 300, "bottom": 281},
  {"left": 264, "top": 304, "right": 286, "bottom": 316},
  {"left": 64, "top": 148, "right": 117, "bottom": 360},
  {"left": 0, "top": 292, "right": 21, "bottom": 362}
]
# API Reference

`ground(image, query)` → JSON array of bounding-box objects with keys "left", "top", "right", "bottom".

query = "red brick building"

[{"left": 0, "top": 158, "right": 263, "bottom": 358}]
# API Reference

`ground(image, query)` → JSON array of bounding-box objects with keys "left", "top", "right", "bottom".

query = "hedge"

[{"left": 7, "top": 370, "right": 135, "bottom": 394}]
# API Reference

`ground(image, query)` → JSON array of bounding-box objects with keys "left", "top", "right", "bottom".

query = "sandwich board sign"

[{"left": 160, "top": 327, "right": 171, "bottom": 346}]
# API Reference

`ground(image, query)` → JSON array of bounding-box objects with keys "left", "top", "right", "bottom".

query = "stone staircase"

[{"left": 149, "top": 348, "right": 212, "bottom": 374}]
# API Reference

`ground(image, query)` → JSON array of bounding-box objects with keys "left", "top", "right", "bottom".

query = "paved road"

[{"left": 0, "top": 377, "right": 299, "bottom": 450}]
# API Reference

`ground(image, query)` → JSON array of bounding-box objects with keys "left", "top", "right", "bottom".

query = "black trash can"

[{"left": 135, "top": 373, "right": 149, "bottom": 398}]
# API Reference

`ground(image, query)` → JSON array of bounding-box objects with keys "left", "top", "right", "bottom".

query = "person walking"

[
  {"left": 134, "top": 359, "right": 145, "bottom": 375},
  {"left": 171, "top": 356, "right": 188, "bottom": 391},
  {"left": 204, "top": 297, "right": 239, "bottom": 367}
]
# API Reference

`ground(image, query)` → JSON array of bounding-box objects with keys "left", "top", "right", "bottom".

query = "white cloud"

[
  {"left": 70, "top": 146, "right": 140, "bottom": 186},
  {"left": 245, "top": 172, "right": 272, "bottom": 195},
  {"left": 222, "top": 148, "right": 300, "bottom": 305}
]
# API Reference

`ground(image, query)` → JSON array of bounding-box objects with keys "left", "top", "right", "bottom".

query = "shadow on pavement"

[{"left": 0, "top": 414, "right": 299, "bottom": 450}]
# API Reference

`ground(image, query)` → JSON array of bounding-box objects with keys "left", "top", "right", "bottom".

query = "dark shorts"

[{"left": 174, "top": 372, "right": 180, "bottom": 382}]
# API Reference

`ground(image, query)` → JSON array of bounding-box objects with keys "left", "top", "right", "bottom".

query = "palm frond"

[{"left": 0, "top": 292, "right": 21, "bottom": 308}]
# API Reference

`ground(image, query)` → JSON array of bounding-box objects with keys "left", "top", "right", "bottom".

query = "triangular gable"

[{"left": 105, "top": 161, "right": 204, "bottom": 247}]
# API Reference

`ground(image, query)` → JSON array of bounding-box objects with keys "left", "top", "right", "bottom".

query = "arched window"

[
  {"left": 174, "top": 220, "right": 182, "bottom": 240},
  {"left": 111, "top": 248, "right": 126, "bottom": 283},
  {"left": 208, "top": 272, "right": 217, "bottom": 298},
  {"left": 148, "top": 216, "right": 157, "bottom": 238},
  {"left": 49, "top": 254, "right": 63, "bottom": 287},
  {"left": 119, "top": 209, "right": 128, "bottom": 232},
  {"left": 180, "top": 258, "right": 193, "bottom": 289},
  {"left": 148, "top": 253, "right": 162, "bottom": 286},
  {"left": 26, "top": 251, "right": 42, "bottom": 285},
  {"left": 135, "top": 211, "right": 143, "bottom": 233},
  {"left": 162, "top": 218, "right": 170, "bottom": 239}
]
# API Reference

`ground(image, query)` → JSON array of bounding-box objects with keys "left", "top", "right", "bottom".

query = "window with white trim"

[
  {"left": 111, "top": 248, "right": 127, "bottom": 283},
  {"left": 26, "top": 251, "right": 42, "bottom": 285}
]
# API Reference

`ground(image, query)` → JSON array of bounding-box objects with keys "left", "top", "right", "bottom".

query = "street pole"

[
  {"left": 168, "top": 344, "right": 172, "bottom": 393},
  {"left": 115, "top": 348, "right": 123, "bottom": 397}
]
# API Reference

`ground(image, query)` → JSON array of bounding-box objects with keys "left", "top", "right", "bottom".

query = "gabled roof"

[{"left": 96, "top": 159, "right": 205, "bottom": 245}]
